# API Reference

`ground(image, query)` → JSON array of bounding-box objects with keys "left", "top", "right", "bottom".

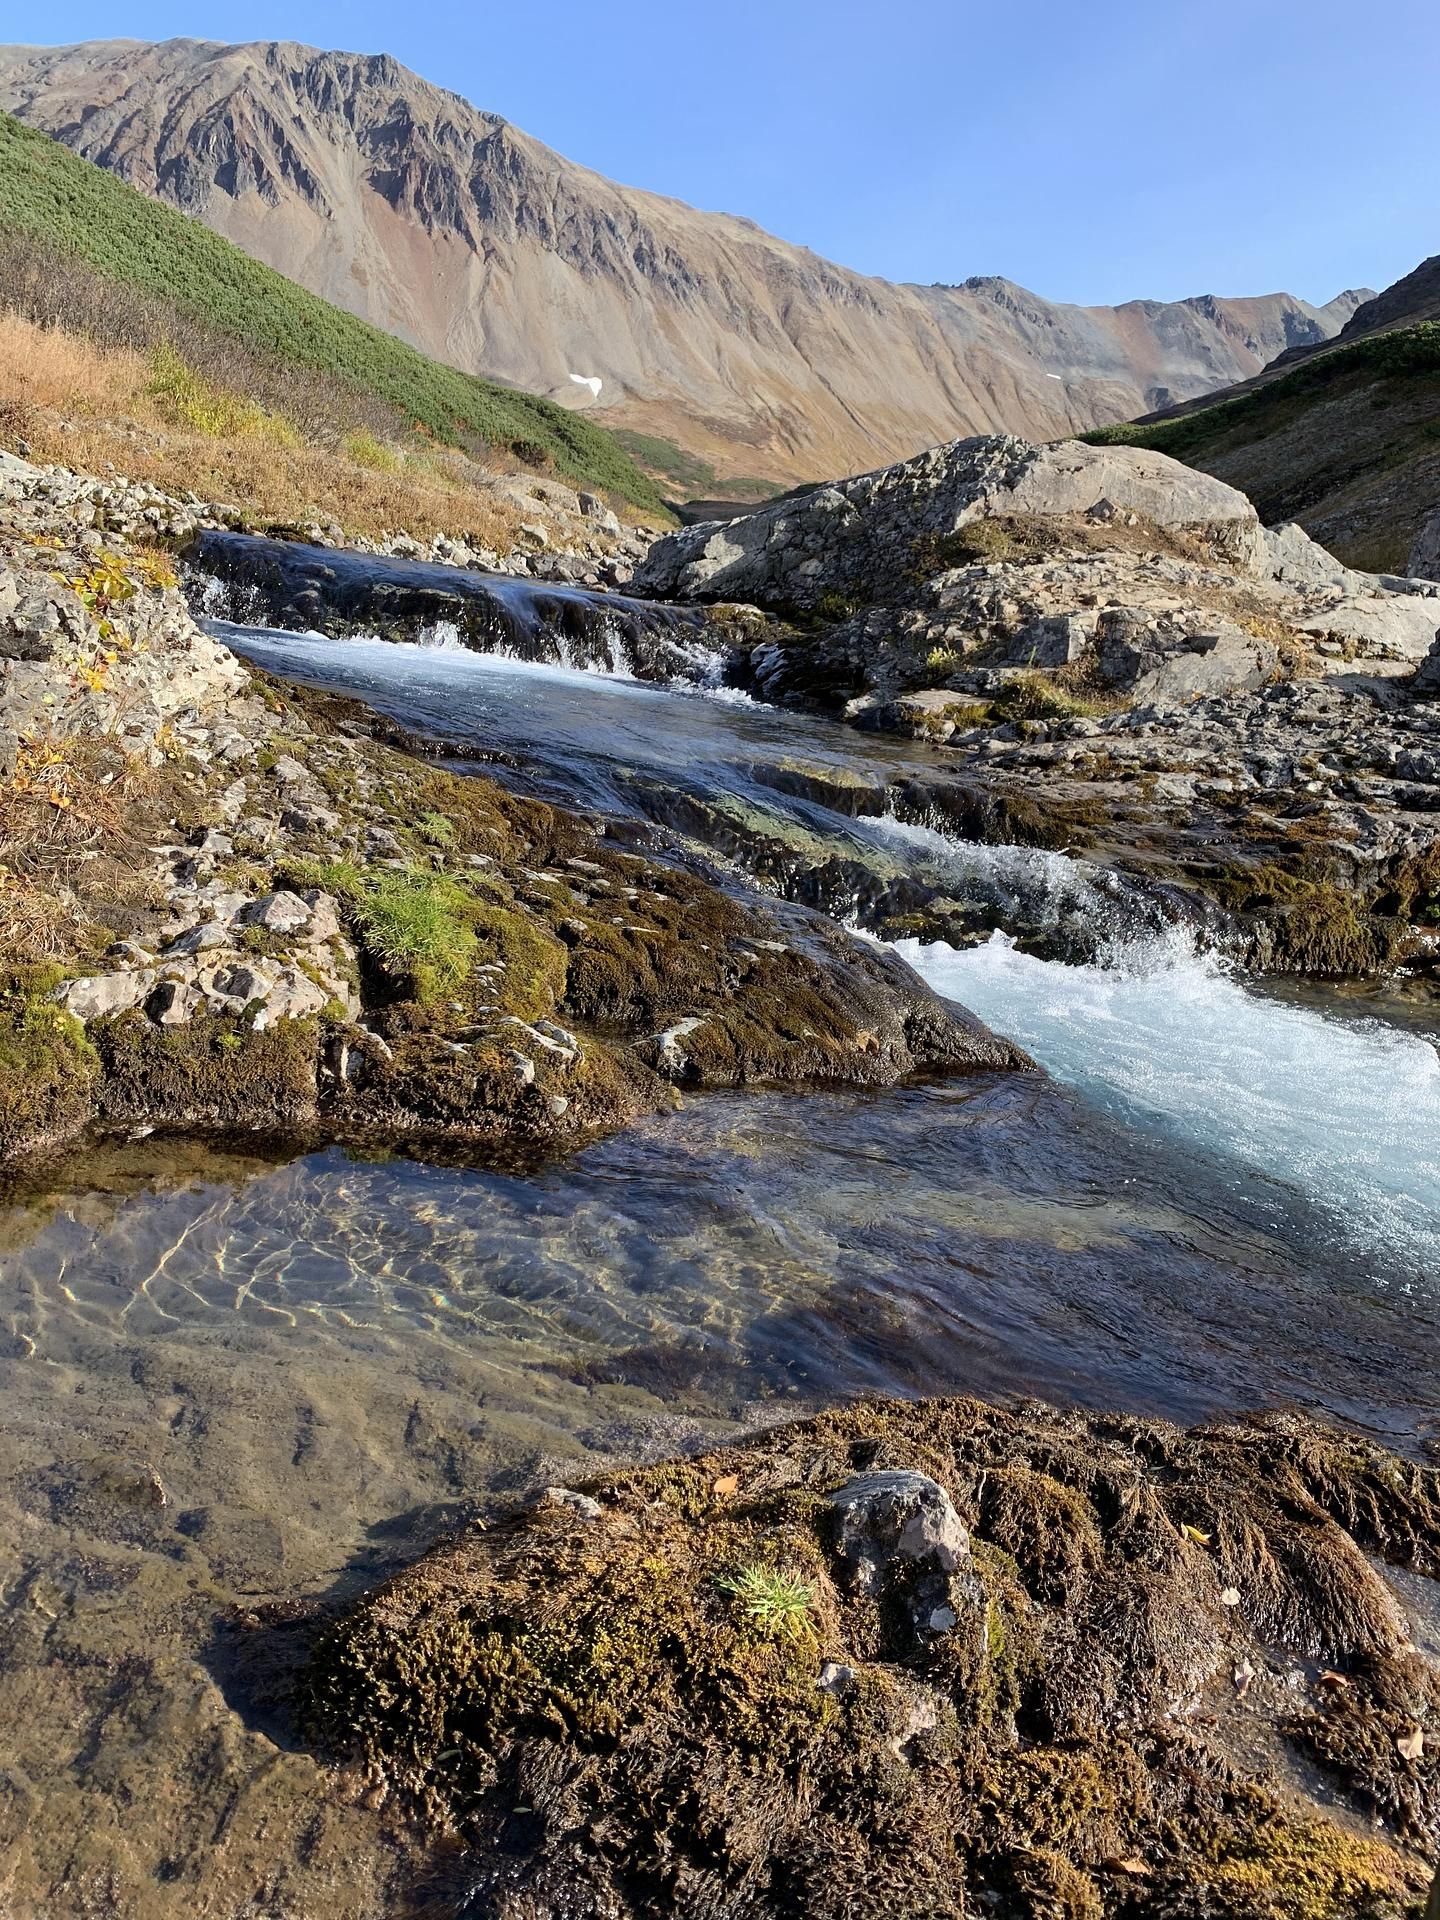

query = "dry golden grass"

[
  {"left": 0, "top": 313, "right": 524, "bottom": 549},
  {"left": 0, "top": 872, "right": 78, "bottom": 962},
  {"left": 0, "top": 738, "right": 153, "bottom": 873},
  {"left": 0, "top": 738, "right": 174, "bottom": 958}
]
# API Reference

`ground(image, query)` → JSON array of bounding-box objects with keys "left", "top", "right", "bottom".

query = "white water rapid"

[{"left": 896, "top": 929, "right": 1440, "bottom": 1280}]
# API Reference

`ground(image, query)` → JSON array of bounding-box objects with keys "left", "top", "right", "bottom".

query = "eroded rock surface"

[{"left": 636, "top": 435, "right": 1269, "bottom": 609}]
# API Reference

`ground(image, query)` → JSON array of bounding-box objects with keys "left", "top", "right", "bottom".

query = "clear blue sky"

[{"left": 12, "top": 0, "right": 1438, "bottom": 305}]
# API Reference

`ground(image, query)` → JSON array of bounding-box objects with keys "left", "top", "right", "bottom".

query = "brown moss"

[
  {"left": 93, "top": 1009, "right": 320, "bottom": 1127},
  {"left": 1210, "top": 859, "right": 1409, "bottom": 976},
  {"left": 302, "top": 1397, "right": 1437, "bottom": 1920}
]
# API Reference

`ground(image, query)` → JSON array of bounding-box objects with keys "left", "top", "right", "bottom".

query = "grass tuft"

[
  {"left": 716, "top": 1565, "right": 817, "bottom": 1642},
  {"left": 354, "top": 873, "right": 477, "bottom": 1000}
]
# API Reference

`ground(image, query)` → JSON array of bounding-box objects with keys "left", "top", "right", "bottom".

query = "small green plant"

[
  {"left": 354, "top": 871, "right": 476, "bottom": 999},
  {"left": 925, "top": 645, "right": 963, "bottom": 676},
  {"left": 147, "top": 344, "right": 299, "bottom": 445},
  {"left": 716, "top": 1565, "right": 816, "bottom": 1642},
  {"left": 993, "top": 671, "right": 1111, "bottom": 724},
  {"left": 415, "top": 809, "right": 456, "bottom": 847}
]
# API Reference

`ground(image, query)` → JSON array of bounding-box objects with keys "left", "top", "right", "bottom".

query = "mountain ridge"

[{"left": 0, "top": 37, "right": 1374, "bottom": 485}]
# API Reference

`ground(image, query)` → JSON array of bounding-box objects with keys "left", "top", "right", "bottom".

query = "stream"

[{"left": 2, "top": 551, "right": 1438, "bottom": 1913}]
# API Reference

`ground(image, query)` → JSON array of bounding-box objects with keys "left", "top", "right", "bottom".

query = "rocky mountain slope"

[
  {"left": 0, "top": 37, "right": 1369, "bottom": 488},
  {"left": 1084, "top": 263, "right": 1440, "bottom": 571}
]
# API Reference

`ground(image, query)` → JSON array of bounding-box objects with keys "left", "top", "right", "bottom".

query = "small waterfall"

[
  {"left": 187, "top": 531, "right": 719, "bottom": 683},
  {"left": 854, "top": 814, "right": 1178, "bottom": 962}
]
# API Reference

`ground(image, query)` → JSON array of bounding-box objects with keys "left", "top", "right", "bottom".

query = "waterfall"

[{"left": 187, "top": 531, "right": 721, "bottom": 683}]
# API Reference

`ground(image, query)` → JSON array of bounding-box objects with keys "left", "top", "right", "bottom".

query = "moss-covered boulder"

[{"left": 305, "top": 1397, "right": 1440, "bottom": 1919}]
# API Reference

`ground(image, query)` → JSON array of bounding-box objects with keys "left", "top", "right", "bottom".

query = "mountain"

[
  {"left": 0, "top": 110, "right": 665, "bottom": 512},
  {"left": 0, "top": 38, "right": 1372, "bottom": 488},
  {"left": 1085, "top": 267, "right": 1440, "bottom": 571}
]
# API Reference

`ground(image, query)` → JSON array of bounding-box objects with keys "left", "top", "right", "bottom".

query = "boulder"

[
  {"left": 1096, "top": 609, "right": 1277, "bottom": 703},
  {"left": 55, "top": 970, "right": 158, "bottom": 1022},
  {"left": 1262, "top": 520, "right": 1358, "bottom": 592},
  {"left": 1296, "top": 595, "right": 1440, "bottom": 662},
  {"left": 635, "top": 435, "right": 1266, "bottom": 612},
  {"left": 828, "top": 1469, "right": 971, "bottom": 1595},
  {"left": 1412, "top": 633, "right": 1440, "bottom": 698},
  {"left": 242, "top": 890, "right": 315, "bottom": 936}
]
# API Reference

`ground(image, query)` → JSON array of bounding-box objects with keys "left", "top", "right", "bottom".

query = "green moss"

[
  {"left": 93, "top": 1010, "right": 319, "bottom": 1125},
  {"left": 468, "top": 904, "right": 568, "bottom": 1022},
  {"left": 0, "top": 965, "right": 99, "bottom": 1156},
  {"left": 1211, "top": 860, "right": 1406, "bottom": 975},
  {"left": 273, "top": 856, "right": 367, "bottom": 904},
  {"left": 1198, "top": 1795, "right": 1422, "bottom": 1920}
]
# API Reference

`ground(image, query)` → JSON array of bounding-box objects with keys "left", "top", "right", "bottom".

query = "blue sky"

[{"left": 10, "top": 0, "right": 1438, "bottom": 306}]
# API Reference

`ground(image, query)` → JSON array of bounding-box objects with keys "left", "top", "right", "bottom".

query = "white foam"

[
  {"left": 896, "top": 929, "right": 1440, "bottom": 1276},
  {"left": 865, "top": 817, "right": 1121, "bottom": 926},
  {"left": 208, "top": 622, "right": 659, "bottom": 697}
]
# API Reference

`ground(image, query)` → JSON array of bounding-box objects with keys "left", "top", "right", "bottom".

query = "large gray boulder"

[
  {"left": 1261, "top": 520, "right": 1359, "bottom": 593},
  {"left": 635, "top": 435, "right": 1267, "bottom": 611}
]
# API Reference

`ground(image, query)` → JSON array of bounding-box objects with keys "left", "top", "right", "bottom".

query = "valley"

[{"left": 0, "top": 33, "right": 1438, "bottom": 1920}]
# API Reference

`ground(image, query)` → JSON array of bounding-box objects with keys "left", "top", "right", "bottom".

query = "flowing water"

[{"left": 3, "top": 555, "right": 1438, "bottom": 1914}]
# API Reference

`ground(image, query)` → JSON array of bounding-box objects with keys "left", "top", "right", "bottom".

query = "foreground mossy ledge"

[{"left": 297, "top": 1395, "right": 1440, "bottom": 1919}]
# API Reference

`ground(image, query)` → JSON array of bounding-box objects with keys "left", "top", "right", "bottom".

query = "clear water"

[{"left": 3, "top": 590, "right": 1438, "bottom": 1914}]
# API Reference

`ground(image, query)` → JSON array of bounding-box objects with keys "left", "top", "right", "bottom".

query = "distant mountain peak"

[{"left": 0, "top": 36, "right": 1374, "bottom": 484}]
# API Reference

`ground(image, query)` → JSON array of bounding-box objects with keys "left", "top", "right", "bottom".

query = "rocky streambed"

[{"left": 2, "top": 434, "right": 1440, "bottom": 1917}]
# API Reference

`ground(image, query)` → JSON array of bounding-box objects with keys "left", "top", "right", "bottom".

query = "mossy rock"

[
  {"left": 0, "top": 966, "right": 99, "bottom": 1156},
  {"left": 93, "top": 1009, "right": 321, "bottom": 1127},
  {"left": 304, "top": 1397, "right": 1439, "bottom": 1919}
]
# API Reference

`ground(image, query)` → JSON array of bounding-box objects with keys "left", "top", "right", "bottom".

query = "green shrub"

[
  {"left": 147, "top": 344, "right": 299, "bottom": 444},
  {"left": 343, "top": 429, "right": 400, "bottom": 473}
]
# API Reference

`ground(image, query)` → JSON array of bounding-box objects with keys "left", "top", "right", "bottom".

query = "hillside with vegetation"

[
  {"left": 0, "top": 111, "right": 666, "bottom": 521},
  {"left": 1084, "top": 303, "right": 1440, "bottom": 572}
]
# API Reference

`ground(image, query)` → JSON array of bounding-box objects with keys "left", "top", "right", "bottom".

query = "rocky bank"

[
  {"left": 639, "top": 435, "right": 1440, "bottom": 976},
  {"left": 0, "top": 448, "right": 1024, "bottom": 1166},
  {"left": 5, "top": 430, "right": 1440, "bottom": 1920},
  {"left": 301, "top": 1394, "right": 1440, "bottom": 1918}
]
